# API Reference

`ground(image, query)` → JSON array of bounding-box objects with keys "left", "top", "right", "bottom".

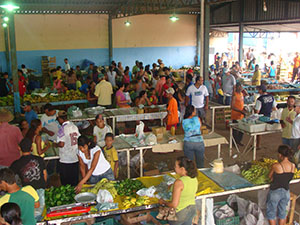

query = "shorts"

[
  {"left": 196, "top": 107, "right": 206, "bottom": 121},
  {"left": 266, "top": 188, "right": 290, "bottom": 220}
]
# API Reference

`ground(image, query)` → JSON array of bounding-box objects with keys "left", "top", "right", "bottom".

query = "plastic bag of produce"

[
  {"left": 97, "top": 189, "right": 113, "bottom": 203},
  {"left": 137, "top": 186, "right": 156, "bottom": 197},
  {"left": 34, "top": 189, "right": 45, "bottom": 221},
  {"left": 145, "top": 133, "right": 157, "bottom": 146}
]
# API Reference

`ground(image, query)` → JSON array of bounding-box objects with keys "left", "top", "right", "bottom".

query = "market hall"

[{"left": 1, "top": 0, "right": 300, "bottom": 224}]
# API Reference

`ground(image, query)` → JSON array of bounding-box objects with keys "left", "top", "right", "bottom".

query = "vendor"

[
  {"left": 182, "top": 105, "right": 205, "bottom": 168},
  {"left": 165, "top": 87, "right": 179, "bottom": 130},
  {"left": 159, "top": 156, "right": 198, "bottom": 225},
  {"left": 231, "top": 83, "right": 247, "bottom": 146},
  {"left": 267, "top": 145, "right": 295, "bottom": 225},
  {"left": 135, "top": 91, "right": 151, "bottom": 107},
  {"left": 280, "top": 96, "right": 296, "bottom": 147},
  {"left": 93, "top": 114, "right": 112, "bottom": 148},
  {"left": 75, "top": 135, "right": 114, "bottom": 193},
  {"left": 116, "top": 83, "right": 131, "bottom": 108}
]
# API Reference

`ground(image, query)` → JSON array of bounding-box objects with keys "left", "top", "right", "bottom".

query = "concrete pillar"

[
  {"left": 196, "top": 15, "right": 200, "bottom": 66},
  {"left": 203, "top": 2, "right": 210, "bottom": 81},
  {"left": 3, "top": 26, "right": 11, "bottom": 75},
  {"left": 8, "top": 13, "right": 20, "bottom": 113},
  {"left": 238, "top": 23, "right": 244, "bottom": 66}
]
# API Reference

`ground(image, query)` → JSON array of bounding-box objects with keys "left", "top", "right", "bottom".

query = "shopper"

[
  {"left": 161, "top": 76, "right": 174, "bottom": 104},
  {"left": 116, "top": 83, "right": 131, "bottom": 108},
  {"left": 267, "top": 145, "right": 295, "bottom": 225},
  {"left": 103, "top": 133, "right": 119, "bottom": 179},
  {"left": 252, "top": 64, "right": 261, "bottom": 86},
  {"left": 280, "top": 96, "right": 296, "bottom": 147},
  {"left": 182, "top": 105, "right": 205, "bottom": 168},
  {"left": 22, "top": 101, "right": 38, "bottom": 126},
  {"left": 165, "top": 88, "right": 179, "bottom": 130},
  {"left": 0, "top": 168, "right": 39, "bottom": 225},
  {"left": 0, "top": 203, "right": 22, "bottom": 225},
  {"left": 93, "top": 114, "right": 112, "bottom": 148},
  {"left": 19, "top": 119, "right": 29, "bottom": 137},
  {"left": 107, "top": 66, "right": 116, "bottom": 87},
  {"left": 292, "top": 52, "right": 300, "bottom": 82},
  {"left": 231, "top": 83, "right": 246, "bottom": 146},
  {"left": 269, "top": 61, "right": 276, "bottom": 78},
  {"left": 41, "top": 103, "right": 59, "bottom": 142},
  {"left": 0, "top": 109, "right": 23, "bottom": 167},
  {"left": 185, "top": 76, "right": 209, "bottom": 122},
  {"left": 10, "top": 138, "right": 47, "bottom": 189},
  {"left": 25, "top": 119, "right": 51, "bottom": 157},
  {"left": 64, "top": 58, "right": 71, "bottom": 72},
  {"left": 54, "top": 111, "right": 80, "bottom": 186},
  {"left": 159, "top": 156, "right": 198, "bottom": 225},
  {"left": 87, "top": 81, "right": 98, "bottom": 107},
  {"left": 222, "top": 68, "right": 236, "bottom": 105},
  {"left": 287, "top": 100, "right": 300, "bottom": 153},
  {"left": 75, "top": 135, "right": 114, "bottom": 193},
  {"left": 94, "top": 74, "right": 113, "bottom": 108},
  {"left": 66, "top": 71, "right": 77, "bottom": 90}
]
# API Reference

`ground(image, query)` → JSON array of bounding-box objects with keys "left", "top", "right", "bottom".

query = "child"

[
  {"left": 76, "top": 74, "right": 82, "bottom": 90},
  {"left": 103, "top": 133, "right": 119, "bottom": 179},
  {"left": 149, "top": 88, "right": 158, "bottom": 105},
  {"left": 93, "top": 114, "right": 112, "bottom": 148}
]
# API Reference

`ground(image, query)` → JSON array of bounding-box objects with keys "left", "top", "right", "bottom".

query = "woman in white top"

[{"left": 75, "top": 135, "right": 114, "bottom": 193}]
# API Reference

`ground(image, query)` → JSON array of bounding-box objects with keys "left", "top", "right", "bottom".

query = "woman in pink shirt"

[
  {"left": 116, "top": 84, "right": 130, "bottom": 108},
  {"left": 53, "top": 76, "right": 62, "bottom": 91}
]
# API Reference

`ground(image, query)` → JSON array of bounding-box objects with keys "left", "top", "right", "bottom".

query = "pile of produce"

[
  {"left": 22, "top": 90, "right": 86, "bottom": 104},
  {"left": 242, "top": 158, "right": 300, "bottom": 185},
  {"left": 81, "top": 178, "right": 117, "bottom": 198},
  {"left": 0, "top": 96, "right": 13, "bottom": 106},
  {"left": 122, "top": 196, "right": 150, "bottom": 208},
  {"left": 45, "top": 185, "right": 76, "bottom": 208},
  {"left": 114, "top": 178, "right": 145, "bottom": 197}
]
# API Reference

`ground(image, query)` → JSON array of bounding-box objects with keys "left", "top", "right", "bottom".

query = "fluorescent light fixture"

[
  {"left": 124, "top": 20, "right": 131, "bottom": 26},
  {"left": 3, "top": 16, "right": 9, "bottom": 22},
  {"left": 0, "top": 3, "right": 19, "bottom": 11},
  {"left": 2, "top": 23, "right": 7, "bottom": 27},
  {"left": 169, "top": 15, "right": 179, "bottom": 22}
]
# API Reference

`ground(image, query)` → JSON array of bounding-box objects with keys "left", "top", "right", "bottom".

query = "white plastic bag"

[
  {"left": 227, "top": 194, "right": 248, "bottom": 217},
  {"left": 257, "top": 189, "right": 269, "bottom": 211},
  {"left": 97, "top": 189, "right": 113, "bottom": 203},
  {"left": 270, "top": 108, "right": 282, "bottom": 120},
  {"left": 145, "top": 133, "right": 157, "bottom": 146},
  {"left": 135, "top": 121, "right": 145, "bottom": 140},
  {"left": 137, "top": 186, "right": 156, "bottom": 197}
]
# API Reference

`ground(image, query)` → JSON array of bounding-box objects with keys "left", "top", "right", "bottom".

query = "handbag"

[{"left": 156, "top": 205, "right": 178, "bottom": 221}]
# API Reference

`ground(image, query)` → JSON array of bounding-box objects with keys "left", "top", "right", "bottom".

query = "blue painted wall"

[
  {"left": 0, "top": 46, "right": 196, "bottom": 74},
  {"left": 113, "top": 46, "right": 196, "bottom": 69}
]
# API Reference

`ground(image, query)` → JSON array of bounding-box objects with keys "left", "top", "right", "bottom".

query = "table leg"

[
  {"left": 139, "top": 149, "right": 143, "bottom": 177},
  {"left": 127, "top": 150, "right": 130, "bottom": 178},
  {"left": 201, "top": 197, "right": 206, "bottom": 225},
  {"left": 218, "top": 144, "right": 221, "bottom": 159},
  {"left": 112, "top": 117, "right": 116, "bottom": 136},
  {"left": 229, "top": 126, "right": 233, "bottom": 157},
  {"left": 253, "top": 135, "right": 257, "bottom": 161},
  {"left": 212, "top": 108, "right": 215, "bottom": 133},
  {"left": 160, "top": 118, "right": 163, "bottom": 126}
]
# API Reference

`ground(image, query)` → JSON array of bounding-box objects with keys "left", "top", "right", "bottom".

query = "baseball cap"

[
  {"left": 257, "top": 84, "right": 267, "bottom": 92},
  {"left": 57, "top": 110, "right": 67, "bottom": 118},
  {"left": 22, "top": 101, "right": 31, "bottom": 108},
  {"left": 223, "top": 68, "right": 229, "bottom": 74},
  {"left": 166, "top": 87, "right": 175, "bottom": 95},
  {"left": 187, "top": 69, "right": 193, "bottom": 74}
]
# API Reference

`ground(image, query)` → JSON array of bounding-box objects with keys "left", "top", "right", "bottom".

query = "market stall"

[{"left": 35, "top": 167, "right": 300, "bottom": 225}]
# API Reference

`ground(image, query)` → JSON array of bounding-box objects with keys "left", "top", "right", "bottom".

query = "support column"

[
  {"left": 238, "top": 23, "right": 244, "bottom": 66},
  {"left": 239, "top": 0, "right": 245, "bottom": 66},
  {"left": 8, "top": 13, "right": 20, "bottom": 113},
  {"left": 3, "top": 26, "right": 11, "bottom": 75},
  {"left": 196, "top": 15, "right": 200, "bottom": 66},
  {"left": 200, "top": 0, "right": 205, "bottom": 77},
  {"left": 108, "top": 14, "right": 113, "bottom": 65},
  {"left": 203, "top": 2, "right": 210, "bottom": 81}
]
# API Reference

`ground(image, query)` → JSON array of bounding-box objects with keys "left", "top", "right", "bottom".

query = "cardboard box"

[
  {"left": 152, "top": 127, "right": 166, "bottom": 135},
  {"left": 120, "top": 210, "right": 161, "bottom": 225}
]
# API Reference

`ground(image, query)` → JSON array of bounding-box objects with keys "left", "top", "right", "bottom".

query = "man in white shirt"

[
  {"left": 93, "top": 114, "right": 112, "bottom": 148},
  {"left": 107, "top": 66, "right": 116, "bottom": 87},
  {"left": 53, "top": 111, "right": 80, "bottom": 186},
  {"left": 185, "top": 76, "right": 209, "bottom": 121},
  {"left": 287, "top": 100, "right": 300, "bottom": 154},
  {"left": 64, "top": 58, "right": 71, "bottom": 72}
]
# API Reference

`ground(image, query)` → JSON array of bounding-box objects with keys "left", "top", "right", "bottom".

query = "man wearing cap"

[
  {"left": 281, "top": 96, "right": 296, "bottom": 147},
  {"left": 94, "top": 73, "right": 113, "bottom": 109},
  {"left": 22, "top": 101, "right": 38, "bottom": 126},
  {"left": 222, "top": 68, "right": 236, "bottom": 105},
  {"left": 165, "top": 87, "right": 179, "bottom": 130},
  {"left": 0, "top": 110, "right": 23, "bottom": 166},
  {"left": 53, "top": 111, "right": 80, "bottom": 186},
  {"left": 255, "top": 84, "right": 277, "bottom": 149},
  {"left": 185, "top": 76, "right": 209, "bottom": 122}
]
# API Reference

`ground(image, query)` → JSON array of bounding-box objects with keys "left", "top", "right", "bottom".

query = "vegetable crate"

[
  {"left": 214, "top": 201, "right": 239, "bottom": 225},
  {"left": 215, "top": 108, "right": 231, "bottom": 124},
  {"left": 120, "top": 210, "right": 162, "bottom": 225}
]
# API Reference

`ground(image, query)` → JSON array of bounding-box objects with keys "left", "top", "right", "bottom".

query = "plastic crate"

[
  {"left": 214, "top": 201, "right": 240, "bottom": 225},
  {"left": 237, "top": 120, "right": 266, "bottom": 133}
]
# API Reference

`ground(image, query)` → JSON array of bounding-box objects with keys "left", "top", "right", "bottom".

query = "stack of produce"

[
  {"left": 0, "top": 96, "right": 13, "bottom": 106},
  {"left": 81, "top": 178, "right": 117, "bottom": 198},
  {"left": 122, "top": 196, "right": 150, "bottom": 208},
  {"left": 22, "top": 90, "right": 86, "bottom": 104},
  {"left": 114, "top": 178, "right": 145, "bottom": 197},
  {"left": 242, "top": 158, "right": 300, "bottom": 185},
  {"left": 45, "top": 185, "right": 76, "bottom": 208}
]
